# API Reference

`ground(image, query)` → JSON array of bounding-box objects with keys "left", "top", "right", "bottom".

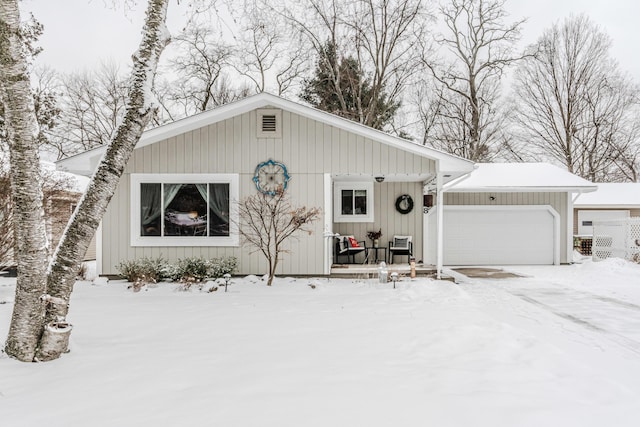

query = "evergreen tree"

[{"left": 300, "top": 41, "right": 399, "bottom": 130}]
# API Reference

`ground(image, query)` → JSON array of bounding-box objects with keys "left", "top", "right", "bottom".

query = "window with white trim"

[
  {"left": 333, "top": 182, "right": 374, "bottom": 223},
  {"left": 131, "top": 174, "right": 239, "bottom": 247}
]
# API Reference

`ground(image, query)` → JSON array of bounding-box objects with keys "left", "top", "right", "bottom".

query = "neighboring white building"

[{"left": 573, "top": 183, "right": 640, "bottom": 236}]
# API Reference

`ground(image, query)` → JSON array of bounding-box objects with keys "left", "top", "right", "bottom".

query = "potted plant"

[{"left": 367, "top": 229, "right": 383, "bottom": 247}]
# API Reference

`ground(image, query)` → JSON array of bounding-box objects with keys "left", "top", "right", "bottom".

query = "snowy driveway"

[
  {"left": 458, "top": 274, "right": 640, "bottom": 354},
  {"left": 453, "top": 262, "right": 640, "bottom": 399}
]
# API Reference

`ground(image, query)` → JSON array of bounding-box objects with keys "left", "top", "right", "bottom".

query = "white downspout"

[
  {"left": 323, "top": 173, "right": 333, "bottom": 275},
  {"left": 96, "top": 220, "right": 103, "bottom": 276},
  {"left": 567, "top": 192, "right": 574, "bottom": 264},
  {"left": 436, "top": 171, "right": 444, "bottom": 279}
]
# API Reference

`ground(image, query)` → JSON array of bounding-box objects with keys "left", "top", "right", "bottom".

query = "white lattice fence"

[{"left": 592, "top": 218, "right": 640, "bottom": 262}]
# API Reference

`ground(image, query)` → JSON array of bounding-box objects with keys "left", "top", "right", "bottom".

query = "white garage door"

[{"left": 444, "top": 207, "right": 556, "bottom": 265}]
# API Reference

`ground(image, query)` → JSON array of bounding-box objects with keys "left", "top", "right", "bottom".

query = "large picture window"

[
  {"left": 131, "top": 174, "right": 238, "bottom": 246},
  {"left": 333, "top": 181, "right": 374, "bottom": 223}
]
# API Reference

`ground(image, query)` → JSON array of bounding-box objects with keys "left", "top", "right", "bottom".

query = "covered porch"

[{"left": 322, "top": 169, "right": 469, "bottom": 278}]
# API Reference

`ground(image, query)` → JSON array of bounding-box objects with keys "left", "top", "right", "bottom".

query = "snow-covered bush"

[
  {"left": 208, "top": 256, "right": 238, "bottom": 279},
  {"left": 117, "top": 256, "right": 237, "bottom": 284},
  {"left": 167, "top": 256, "right": 238, "bottom": 283},
  {"left": 170, "top": 257, "right": 210, "bottom": 283},
  {"left": 116, "top": 257, "right": 168, "bottom": 283}
]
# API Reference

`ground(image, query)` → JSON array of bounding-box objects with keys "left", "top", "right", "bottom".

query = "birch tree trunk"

[
  {"left": 2, "top": 0, "right": 171, "bottom": 362},
  {"left": 42, "top": 0, "right": 170, "bottom": 349},
  {"left": 0, "top": 0, "right": 50, "bottom": 362}
]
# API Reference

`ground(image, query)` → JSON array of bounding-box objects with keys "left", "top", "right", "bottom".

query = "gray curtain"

[
  {"left": 208, "top": 183, "right": 229, "bottom": 228},
  {"left": 195, "top": 184, "right": 208, "bottom": 216},
  {"left": 163, "top": 184, "right": 183, "bottom": 211},
  {"left": 195, "top": 183, "right": 229, "bottom": 223},
  {"left": 141, "top": 183, "right": 183, "bottom": 227},
  {"left": 141, "top": 183, "right": 161, "bottom": 225}
]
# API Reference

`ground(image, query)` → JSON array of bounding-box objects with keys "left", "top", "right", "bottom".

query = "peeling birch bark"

[
  {"left": 2, "top": 0, "right": 170, "bottom": 362},
  {"left": 0, "top": 0, "right": 49, "bottom": 362},
  {"left": 34, "top": 321, "right": 73, "bottom": 362},
  {"left": 40, "top": 0, "right": 171, "bottom": 360}
]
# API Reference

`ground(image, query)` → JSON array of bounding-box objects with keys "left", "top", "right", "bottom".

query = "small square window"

[{"left": 334, "top": 182, "right": 374, "bottom": 223}]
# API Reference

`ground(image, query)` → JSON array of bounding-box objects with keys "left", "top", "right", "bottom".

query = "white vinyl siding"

[
  {"left": 333, "top": 181, "right": 425, "bottom": 263},
  {"left": 577, "top": 210, "right": 630, "bottom": 235},
  {"left": 100, "top": 110, "right": 437, "bottom": 275}
]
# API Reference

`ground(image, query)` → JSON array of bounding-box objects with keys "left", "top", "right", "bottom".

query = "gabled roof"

[
  {"left": 447, "top": 163, "right": 597, "bottom": 193},
  {"left": 56, "top": 92, "right": 474, "bottom": 177},
  {"left": 574, "top": 183, "right": 640, "bottom": 207}
]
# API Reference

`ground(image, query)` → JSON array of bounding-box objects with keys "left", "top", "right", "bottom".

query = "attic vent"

[
  {"left": 262, "top": 115, "right": 277, "bottom": 132},
  {"left": 257, "top": 109, "right": 282, "bottom": 138}
]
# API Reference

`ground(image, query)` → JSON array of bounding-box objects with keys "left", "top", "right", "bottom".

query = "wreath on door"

[{"left": 395, "top": 194, "right": 414, "bottom": 214}]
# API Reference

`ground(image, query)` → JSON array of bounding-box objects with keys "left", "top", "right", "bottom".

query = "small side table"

[{"left": 366, "top": 246, "right": 387, "bottom": 264}]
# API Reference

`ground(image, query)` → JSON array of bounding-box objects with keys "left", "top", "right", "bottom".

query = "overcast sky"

[{"left": 20, "top": 0, "right": 640, "bottom": 78}]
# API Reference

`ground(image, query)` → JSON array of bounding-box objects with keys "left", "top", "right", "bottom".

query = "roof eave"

[
  {"left": 447, "top": 185, "right": 598, "bottom": 193},
  {"left": 574, "top": 204, "right": 640, "bottom": 209},
  {"left": 56, "top": 93, "right": 474, "bottom": 176}
]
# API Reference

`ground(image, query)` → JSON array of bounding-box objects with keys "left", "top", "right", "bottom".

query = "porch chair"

[
  {"left": 335, "top": 235, "right": 366, "bottom": 264},
  {"left": 389, "top": 235, "right": 413, "bottom": 264}
]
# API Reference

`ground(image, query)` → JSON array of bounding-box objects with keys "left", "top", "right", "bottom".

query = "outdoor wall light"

[{"left": 375, "top": 176, "right": 385, "bottom": 183}]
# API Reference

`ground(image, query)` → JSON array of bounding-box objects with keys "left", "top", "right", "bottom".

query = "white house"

[
  {"left": 57, "top": 93, "right": 596, "bottom": 276},
  {"left": 573, "top": 183, "right": 640, "bottom": 236}
]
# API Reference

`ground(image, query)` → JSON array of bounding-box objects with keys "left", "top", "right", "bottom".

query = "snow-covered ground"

[{"left": 2, "top": 259, "right": 640, "bottom": 427}]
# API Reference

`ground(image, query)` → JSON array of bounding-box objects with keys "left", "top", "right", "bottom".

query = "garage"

[{"left": 443, "top": 206, "right": 558, "bottom": 265}]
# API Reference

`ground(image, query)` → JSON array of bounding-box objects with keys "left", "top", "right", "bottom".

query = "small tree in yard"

[{"left": 238, "top": 189, "right": 320, "bottom": 286}]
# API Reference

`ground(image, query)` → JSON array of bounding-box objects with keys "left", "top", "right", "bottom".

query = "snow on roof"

[
  {"left": 42, "top": 161, "right": 89, "bottom": 192},
  {"left": 574, "top": 183, "right": 640, "bottom": 207},
  {"left": 448, "top": 163, "right": 597, "bottom": 192}
]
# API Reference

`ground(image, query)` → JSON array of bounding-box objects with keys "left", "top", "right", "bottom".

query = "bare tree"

[
  {"left": 2, "top": 0, "right": 170, "bottom": 362},
  {"left": 31, "top": 65, "right": 61, "bottom": 148},
  {"left": 229, "top": 2, "right": 309, "bottom": 96},
  {"left": 277, "top": 0, "right": 424, "bottom": 130},
  {"left": 511, "top": 14, "right": 640, "bottom": 181},
  {"left": 154, "top": 24, "right": 253, "bottom": 123},
  {"left": 420, "top": 0, "right": 526, "bottom": 161},
  {"left": 45, "top": 62, "right": 129, "bottom": 158},
  {"left": 611, "top": 137, "right": 640, "bottom": 182},
  {"left": 238, "top": 190, "right": 320, "bottom": 286}
]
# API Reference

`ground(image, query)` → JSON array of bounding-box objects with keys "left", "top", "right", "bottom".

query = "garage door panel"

[{"left": 444, "top": 208, "right": 555, "bottom": 265}]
